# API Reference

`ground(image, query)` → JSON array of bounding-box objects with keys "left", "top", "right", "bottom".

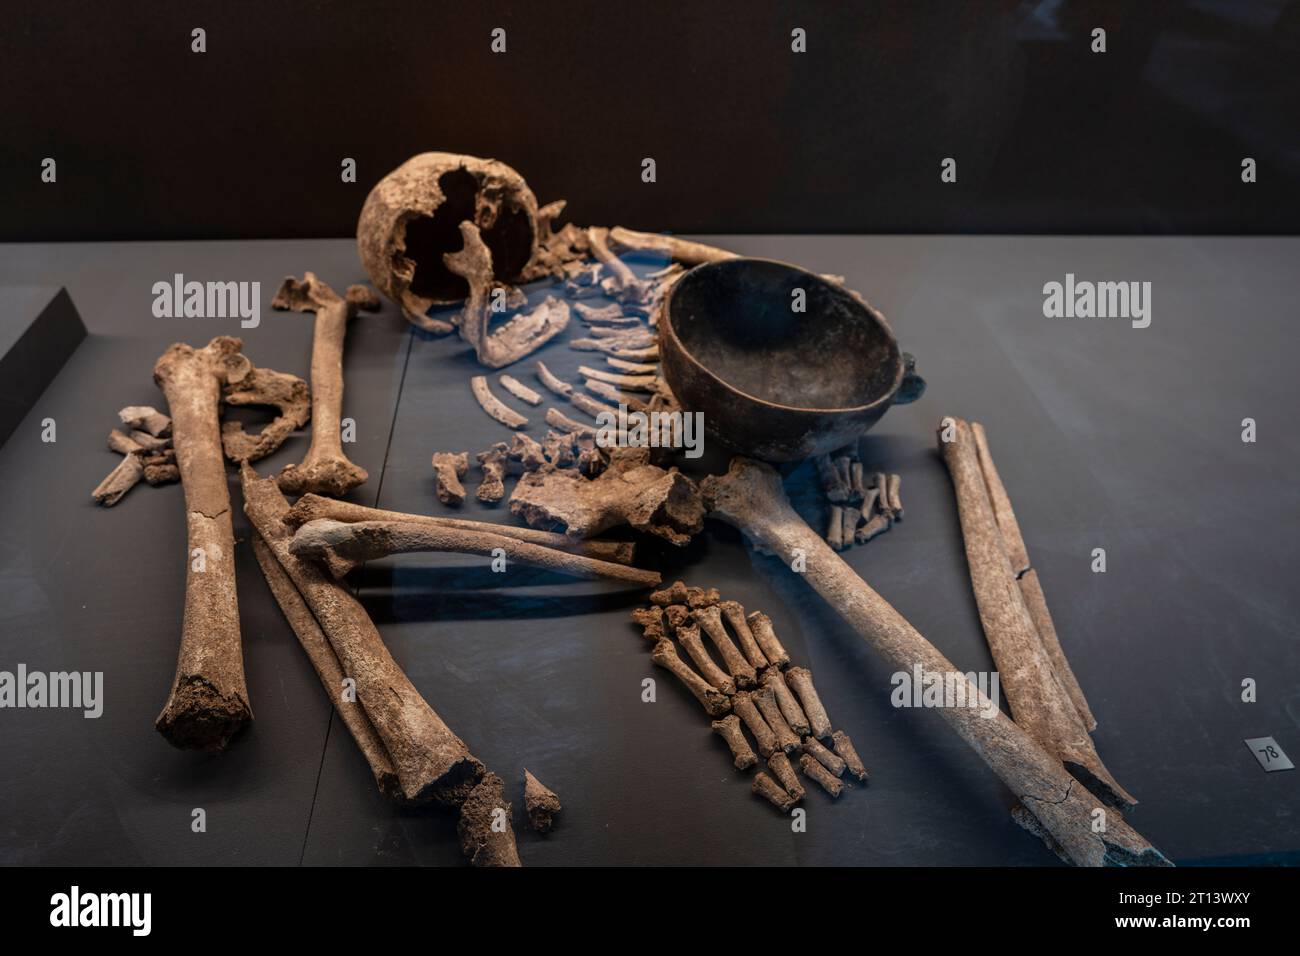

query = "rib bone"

[
  {"left": 471, "top": 376, "right": 529, "bottom": 429},
  {"left": 536, "top": 361, "right": 573, "bottom": 398},
  {"left": 499, "top": 374, "right": 542, "bottom": 406}
]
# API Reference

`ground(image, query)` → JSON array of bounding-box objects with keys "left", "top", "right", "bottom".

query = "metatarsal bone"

[
  {"left": 651, "top": 639, "right": 731, "bottom": 717},
  {"left": 693, "top": 604, "right": 757, "bottom": 688},
  {"left": 761, "top": 666, "right": 810, "bottom": 736},
  {"left": 719, "top": 600, "right": 768, "bottom": 669},
  {"left": 676, "top": 622, "right": 735, "bottom": 695}
]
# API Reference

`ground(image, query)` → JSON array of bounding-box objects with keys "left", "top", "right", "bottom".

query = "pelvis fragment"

[{"left": 357, "top": 152, "right": 589, "bottom": 367}]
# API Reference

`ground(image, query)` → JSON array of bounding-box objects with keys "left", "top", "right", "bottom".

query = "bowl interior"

[{"left": 668, "top": 259, "right": 898, "bottom": 410}]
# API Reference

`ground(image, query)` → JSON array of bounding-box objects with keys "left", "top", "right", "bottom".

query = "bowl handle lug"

[{"left": 894, "top": 352, "right": 926, "bottom": 405}]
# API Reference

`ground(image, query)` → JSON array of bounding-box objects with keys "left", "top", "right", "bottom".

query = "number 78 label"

[{"left": 1244, "top": 736, "right": 1294, "bottom": 772}]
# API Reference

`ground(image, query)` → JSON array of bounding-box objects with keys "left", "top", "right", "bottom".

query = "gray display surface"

[{"left": 0, "top": 236, "right": 1296, "bottom": 866}]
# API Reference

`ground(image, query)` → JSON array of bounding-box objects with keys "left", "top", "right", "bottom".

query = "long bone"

[
  {"left": 271, "top": 273, "right": 380, "bottom": 497},
  {"left": 700, "top": 457, "right": 1168, "bottom": 867},
  {"left": 242, "top": 465, "right": 484, "bottom": 804},
  {"left": 283, "top": 494, "right": 634, "bottom": 565},
  {"left": 607, "top": 227, "right": 738, "bottom": 265},
  {"left": 151, "top": 336, "right": 305, "bottom": 750},
  {"left": 289, "top": 518, "right": 660, "bottom": 587},
  {"left": 971, "top": 421, "right": 1096, "bottom": 730},
  {"left": 940, "top": 417, "right": 1132, "bottom": 808},
  {"left": 250, "top": 532, "right": 400, "bottom": 797}
]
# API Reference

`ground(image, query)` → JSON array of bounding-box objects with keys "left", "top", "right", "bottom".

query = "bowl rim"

[{"left": 661, "top": 256, "right": 905, "bottom": 415}]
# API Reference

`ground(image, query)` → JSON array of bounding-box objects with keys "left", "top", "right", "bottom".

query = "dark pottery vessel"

[{"left": 660, "top": 258, "right": 925, "bottom": 461}]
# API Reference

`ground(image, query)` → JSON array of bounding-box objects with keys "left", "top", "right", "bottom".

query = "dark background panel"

[{"left": 2, "top": 0, "right": 1298, "bottom": 241}]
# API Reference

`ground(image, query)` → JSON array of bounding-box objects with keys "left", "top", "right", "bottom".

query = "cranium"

[{"left": 356, "top": 152, "right": 588, "bottom": 366}]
